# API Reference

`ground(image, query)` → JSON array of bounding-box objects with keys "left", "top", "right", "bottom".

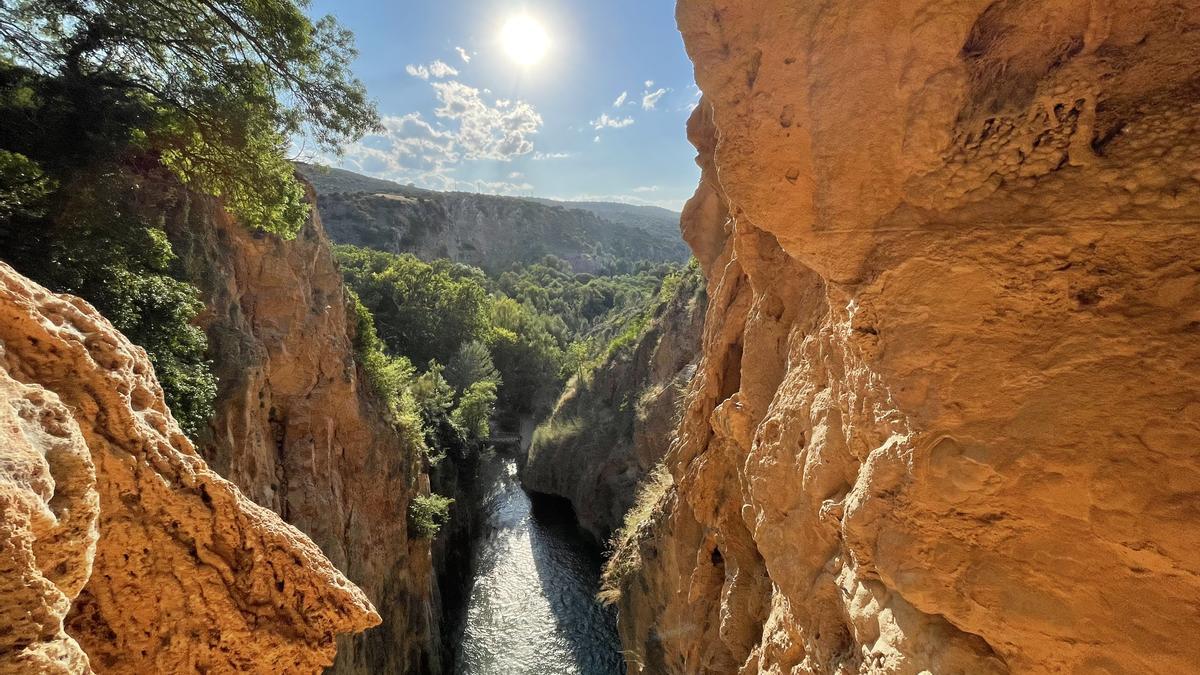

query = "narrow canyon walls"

[
  {"left": 164, "top": 189, "right": 441, "bottom": 674},
  {"left": 610, "top": 1, "right": 1200, "bottom": 673},
  {"left": 523, "top": 270, "right": 707, "bottom": 543},
  {"left": 0, "top": 262, "right": 378, "bottom": 674}
]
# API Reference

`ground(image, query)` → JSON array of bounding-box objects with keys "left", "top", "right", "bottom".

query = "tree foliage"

[
  {"left": 335, "top": 246, "right": 492, "bottom": 367},
  {"left": 445, "top": 340, "right": 500, "bottom": 395},
  {"left": 408, "top": 493, "right": 453, "bottom": 539},
  {"left": 0, "top": 0, "right": 379, "bottom": 235}
]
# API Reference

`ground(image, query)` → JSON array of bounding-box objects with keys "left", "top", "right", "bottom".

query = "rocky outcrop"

[
  {"left": 164, "top": 189, "right": 441, "bottom": 674},
  {"left": 523, "top": 271, "right": 706, "bottom": 543},
  {"left": 297, "top": 163, "right": 689, "bottom": 273},
  {"left": 0, "top": 262, "right": 378, "bottom": 674},
  {"left": 609, "top": 2, "right": 1200, "bottom": 673}
]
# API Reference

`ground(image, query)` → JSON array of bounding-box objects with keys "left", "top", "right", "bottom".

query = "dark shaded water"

[{"left": 454, "top": 450, "right": 625, "bottom": 674}]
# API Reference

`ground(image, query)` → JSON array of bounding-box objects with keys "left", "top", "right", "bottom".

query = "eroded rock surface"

[
  {"left": 0, "top": 262, "right": 378, "bottom": 674},
  {"left": 609, "top": 2, "right": 1200, "bottom": 673},
  {"left": 165, "top": 190, "right": 440, "bottom": 674},
  {"left": 523, "top": 270, "right": 707, "bottom": 543}
]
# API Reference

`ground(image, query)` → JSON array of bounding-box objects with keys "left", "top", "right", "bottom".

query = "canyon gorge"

[{"left": 3, "top": 0, "right": 1200, "bottom": 674}]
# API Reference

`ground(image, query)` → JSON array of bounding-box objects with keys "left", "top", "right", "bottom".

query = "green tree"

[
  {"left": 565, "top": 340, "right": 591, "bottom": 381},
  {"left": 0, "top": 0, "right": 379, "bottom": 236},
  {"left": 452, "top": 379, "right": 497, "bottom": 440},
  {"left": 445, "top": 340, "right": 500, "bottom": 395},
  {"left": 335, "top": 246, "right": 492, "bottom": 366}
]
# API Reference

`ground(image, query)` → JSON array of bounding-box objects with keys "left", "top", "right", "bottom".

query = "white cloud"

[
  {"left": 432, "top": 81, "right": 542, "bottom": 160},
  {"left": 590, "top": 113, "right": 634, "bottom": 130},
  {"left": 429, "top": 60, "right": 459, "bottom": 78},
  {"left": 456, "top": 46, "right": 472, "bottom": 63},
  {"left": 613, "top": 91, "right": 628, "bottom": 107},
  {"left": 330, "top": 113, "right": 457, "bottom": 176},
  {"left": 311, "top": 78, "right": 544, "bottom": 192},
  {"left": 406, "top": 60, "right": 458, "bottom": 80},
  {"left": 642, "top": 87, "right": 668, "bottom": 110},
  {"left": 644, "top": 80, "right": 654, "bottom": 88},
  {"left": 633, "top": 185, "right": 660, "bottom": 193},
  {"left": 593, "top": 135, "right": 600, "bottom": 143},
  {"left": 532, "top": 151, "right": 571, "bottom": 160}
]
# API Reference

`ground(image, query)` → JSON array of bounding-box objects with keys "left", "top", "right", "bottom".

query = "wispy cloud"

[
  {"left": 429, "top": 60, "right": 459, "bottom": 78},
  {"left": 532, "top": 151, "right": 572, "bottom": 160},
  {"left": 456, "top": 46, "right": 472, "bottom": 63},
  {"left": 405, "top": 59, "right": 459, "bottom": 80},
  {"left": 632, "top": 185, "right": 660, "bottom": 193},
  {"left": 613, "top": 91, "right": 628, "bottom": 107},
  {"left": 642, "top": 87, "right": 667, "bottom": 110},
  {"left": 590, "top": 113, "right": 635, "bottom": 130}
]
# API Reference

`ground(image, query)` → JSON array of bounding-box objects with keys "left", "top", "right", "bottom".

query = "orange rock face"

[
  {"left": 0, "top": 262, "right": 379, "bottom": 674},
  {"left": 610, "top": 1, "right": 1200, "bottom": 673},
  {"left": 164, "top": 191, "right": 439, "bottom": 674}
]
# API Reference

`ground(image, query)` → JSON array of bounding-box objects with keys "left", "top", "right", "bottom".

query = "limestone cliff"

[
  {"left": 0, "top": 262, "right": 378, "bottom": 674},
  {"left": 296, "top": 163, "right": 689, "bottom": 273},
  {"left": 522, "top": 270, "right": 706, "bottom": 543},
  {"left": 164, "top": 189, "right": 441, "bottom": 674},
  {"left": 609, "top": 1, "right": 1200, "bottom": 673}
]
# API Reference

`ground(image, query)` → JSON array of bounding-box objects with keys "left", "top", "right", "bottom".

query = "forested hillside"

[{"left": 297, "top": 162, "right": 688, "bottom": 273}]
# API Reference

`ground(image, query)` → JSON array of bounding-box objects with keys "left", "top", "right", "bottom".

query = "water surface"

[{"left": 454, "top": 450, "right": 625, "bottom": 674}]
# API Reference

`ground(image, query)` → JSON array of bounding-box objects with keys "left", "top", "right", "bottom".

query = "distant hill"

[
  {"left": 296, "top": 163, "right": 688, "bottom": 273},
  {"left": 526, "top": 198, "right": 681, "bottom": 242}
]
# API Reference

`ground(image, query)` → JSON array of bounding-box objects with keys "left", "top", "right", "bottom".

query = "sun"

[{"left": 501, "top": 15, "right": 549, "bottom": 66}]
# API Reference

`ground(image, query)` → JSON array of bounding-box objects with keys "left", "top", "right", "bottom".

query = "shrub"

[
  {"left": 409, "top": 493, "right": 454, "bottom": 539},
  {"left": 453, "top": 379, "right": 498, "bottom": 440}
]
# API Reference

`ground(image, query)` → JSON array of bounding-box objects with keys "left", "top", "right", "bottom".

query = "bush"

[
  {"left": 409, "top": 493, "right": 454, "bottom": 539},
  {"left": 453, "top": 379, "right": 498, "bottom": 440}
]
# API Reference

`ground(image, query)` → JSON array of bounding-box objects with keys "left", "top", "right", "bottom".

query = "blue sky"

[{"left": 300, "top": 0, "right": 700, "bottom": 210}]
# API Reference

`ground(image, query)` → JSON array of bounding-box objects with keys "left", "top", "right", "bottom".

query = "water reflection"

[{"left": 455, "top": 451, "right": 625, "bottom": 675}]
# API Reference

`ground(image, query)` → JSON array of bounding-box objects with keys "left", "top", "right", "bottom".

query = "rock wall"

[
  {"left": 0, "top": 262, "right": 378, "bottom": 674},
  {"left": 164, "top": 189, "right": 441, "bottom": 674},
  {"left": 522, "top": 270, "right": 706, "bottom": 543},
  {"left": 609, "top": 1, "right": 1200, "bottom": 673},
  {"left": 297, "top": 163, "right": 689, "bottom": 273}
]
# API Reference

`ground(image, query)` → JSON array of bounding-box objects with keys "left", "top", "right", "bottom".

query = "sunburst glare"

[{"left": 500, "top": 15, "right": 549, "bottom": 66}]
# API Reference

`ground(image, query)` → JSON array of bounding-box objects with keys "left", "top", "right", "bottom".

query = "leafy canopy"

[{"left": 0, "top": 0, "right": 379, "bottom": 235}]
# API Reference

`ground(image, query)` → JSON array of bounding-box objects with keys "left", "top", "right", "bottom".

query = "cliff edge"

[
  {"left": 0, "top": 262, "right": 378, "bottom": 674},
  {"left": 608, "top": 2, "right": 1200, "bottom": 673}
]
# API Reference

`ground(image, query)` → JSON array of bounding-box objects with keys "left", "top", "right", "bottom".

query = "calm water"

[{"left": 454, "top": 451, "right": 625, "bottom": 675}]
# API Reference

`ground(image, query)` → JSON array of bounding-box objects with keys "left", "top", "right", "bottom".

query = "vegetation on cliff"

[
  {"left": 337, "top": 243, "right": 685, "bottom": 422},
  {"left": 0, "top": 1, "right": 377, "bottom": 439},
  {"left": 524, "top": 261, "right": 705, "bottom": 542}
]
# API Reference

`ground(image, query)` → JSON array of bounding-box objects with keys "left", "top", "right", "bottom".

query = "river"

[{"left": 453, "top": 449, "right": 626, "bottom": 674}]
